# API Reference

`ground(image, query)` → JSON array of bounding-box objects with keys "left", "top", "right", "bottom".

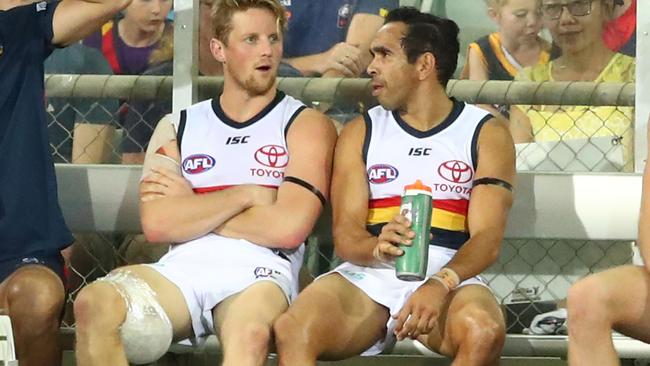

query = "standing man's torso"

[{"left": 0, "top": 2, "right": 74, "bottom": 259}]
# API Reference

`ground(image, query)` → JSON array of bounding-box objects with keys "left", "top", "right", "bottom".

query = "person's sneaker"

[{"left": 525, "top": 308, "right": 568, "bottom": 335}]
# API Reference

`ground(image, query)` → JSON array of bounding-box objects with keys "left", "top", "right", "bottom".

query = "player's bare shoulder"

[
  {"left": 142, "top": 114, "right": 182, "bottom": 177},
  {"left": 477, "top": 117, "right": 516, "bottom": 159},
  {"left": 335, "top": 114, "right": 366, "bottom": 155},
  {"left": 287, "top": 107, "right": 338, "bottom": 146}
]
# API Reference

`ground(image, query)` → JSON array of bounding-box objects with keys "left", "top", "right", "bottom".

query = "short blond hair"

[{"left": 211, "top": 0, "right": 287, "bottom": 45}]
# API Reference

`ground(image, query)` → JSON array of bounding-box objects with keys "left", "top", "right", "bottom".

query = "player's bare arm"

[
  {"left": 51, "top": 0, "right": 133, "bottom": 46},
  {"left": 444, "top": 117, "right": 516, "bottom": 279},
  {"left": 332, "top": 117, "right": 416, "bottom": 266},
  {"left": 328, "top": 117, "right": 378, "bottom": 265},
  {"left": 140, "top": 116, "right": 274, "bottom": 244},
  {"left": 214, "top": 108, "right": 337, "bottom": 249}
]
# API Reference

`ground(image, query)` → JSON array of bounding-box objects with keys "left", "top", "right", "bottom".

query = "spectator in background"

[
  {"left": 45, "top": 43, "right": 119, "bottom": 164},
  {"left": 0, "top": 1, "right": 132, "bottom": 366},
  {"left": 461, "top": 0, "right": 550, "bottom": 118},
  {"left": 462, "top": 0, "right": 549, "bottom": 81},
  {"left": 282, "top": 0, "right": 398, "bottom": 77},
  {"left": 121, "top": 0, "right": 223, "bottom": 165},
  {"left": 510, "top": 0, "right": 635, "bottom": 171},
  {"left": 566, "top": 117, "right": 650, "bottom": 366},
  {"left": 80, "top": 0, "right": 172, "bottom": 164},
  {"left": 549, "top": 0, "right": 636, "bottom": 59},
  {"left": 84, "top": 0, "right": 173, "bottom": 75}
]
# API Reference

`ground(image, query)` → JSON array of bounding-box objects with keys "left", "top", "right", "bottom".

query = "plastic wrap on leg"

[{"left": 97, "top": 271, "right": 173, "bottom": 364}]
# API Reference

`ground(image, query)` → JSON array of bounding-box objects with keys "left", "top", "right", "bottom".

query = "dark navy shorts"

[{"left": 0, "top": 252, "right": 66, "bottom": 286}]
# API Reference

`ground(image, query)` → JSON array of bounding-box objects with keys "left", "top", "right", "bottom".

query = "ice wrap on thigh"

[
  {"left": 321, "top": 245, "right": 490, "bottom": 355},
  {"left": 96, "top": 270, "right": 173, "bottom": 365},
  {"left": 147, "top": 234, "right": 304, "bottom": 345}
]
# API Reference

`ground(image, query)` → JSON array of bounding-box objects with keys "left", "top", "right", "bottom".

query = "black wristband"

[
  {"left": 283, "top": 176, "right": 327, "bottom": 206},
  {"left": 472, "top": 177, "right": 513, "bottom": 192}
]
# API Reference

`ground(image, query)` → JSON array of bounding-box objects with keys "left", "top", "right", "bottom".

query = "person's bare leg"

[
  {"left": 213, "top": 281, "right": 289, "bottom": 366},
  {"left": 422, "top": 285, "right": 505, "bottom": 366},
  {"left": 74, "top": 265, "right": 192, "bottom": 366},
  {"left": 274, "top": 274, "right": 389, "bottom": 366},
  {"left": 0, "top": 265, "right": 65, "bottom": 366},
  {"left": 568, "top": 265, "right": 650, "bottom": 366}
]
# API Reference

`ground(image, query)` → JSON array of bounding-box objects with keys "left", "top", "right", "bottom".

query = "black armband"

[
  {"left": 472, "top": 177, "right": 513, "bottom": 192},
  {"left": 283, "top": 176, "right": 327, "bottom": 206}
]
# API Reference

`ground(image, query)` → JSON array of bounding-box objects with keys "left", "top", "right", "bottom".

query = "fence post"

[
  {"left": 635, "top": 0, "right": 648, "bottom": 173},
  {"left": 173, "top": 0, "right": 199, "bottom": 112}
]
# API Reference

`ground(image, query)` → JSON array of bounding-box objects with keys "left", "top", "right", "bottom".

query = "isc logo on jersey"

[
  {"left": 182, "top": 154, "right": 215, "bottom": 174},
  {"left": 367, "top": 164, "right": 399, "bottom": 184}
]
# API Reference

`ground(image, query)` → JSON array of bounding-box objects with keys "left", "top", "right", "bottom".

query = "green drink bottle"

[{"left": 395, "top": 180, "right": 433, "bottom": 281}]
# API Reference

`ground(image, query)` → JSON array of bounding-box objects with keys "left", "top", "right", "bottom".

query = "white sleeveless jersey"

[
  {"left": 172, "top": 91, "right": 306, "bottom": 192},
  {"left": 364, "top": 99, "right": 492, "bottom": 250}
]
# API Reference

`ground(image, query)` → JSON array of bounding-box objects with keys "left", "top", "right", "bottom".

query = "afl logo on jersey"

[
  {"left": 255, "top": 145, "right": 288, "bottom": 168},
  {"left": 182, "top": 154, "right": 215, "bottom": 174},
  {"left": 438, "top": 160, "right": 473, "bottom": 184},
  {"left": 367, "top": 164, "right": 399, "bottom": 184},
  {"left": 254, "top": 266, "right": 278, "bottom": 279}
]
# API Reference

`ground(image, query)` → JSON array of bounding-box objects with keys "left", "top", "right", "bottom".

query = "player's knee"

[
  {"left": 74, "top": 282, "right": 125, "bottom": 332},
  {"left": 76, "top": 271, "right": 173, "bottom": 364},
  {"left": 6, "top": 266, "right": 64, "bottom": 324},
  {"left": 274, "top": 312, "right": 303, "bottom": 349},
  {"left": 568, "top": 276, "right": 609, "bottom": 323},
  {"left": 229, "top": 322, "right": 272, "bottom": 355},
  {"left": 455, "top": 305, "right": 505, "bottom": 354}
]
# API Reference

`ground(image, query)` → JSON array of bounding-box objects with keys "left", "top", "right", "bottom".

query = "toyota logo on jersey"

[
  {"left": 255, "top": 145, "right": 288, "bottom": 168},
  {"left": 367, "top": 164, "right": 399, "bottom": 184},
  {"left": 182, "top": 154, "right": 215, "bottom": 174},
  {"left": 438, "top": 160, "right": 473, "bottom": 183}
]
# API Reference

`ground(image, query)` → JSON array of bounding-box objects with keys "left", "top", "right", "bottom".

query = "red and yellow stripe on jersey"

[{"left": 368, "top": 196, "right": 468, "bottom": 231}]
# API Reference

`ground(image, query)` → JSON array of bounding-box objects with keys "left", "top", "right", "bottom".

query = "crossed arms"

[{"left": 139, "top": 108, "right": 337, "bottom": 249}]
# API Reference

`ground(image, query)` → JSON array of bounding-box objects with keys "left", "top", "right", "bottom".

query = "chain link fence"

[{"left": 46, "top": 75, "right": 637, "bottom": 334}]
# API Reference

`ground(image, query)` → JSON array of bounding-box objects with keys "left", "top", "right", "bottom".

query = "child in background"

[
  {"left": 461, "top": 0, "right": 550, "bottom": 117},
  {"left": 84, "top": 0, "right": 173, "bottom": 75},
  {"left": 462, "top": 0, "right": 549, "bottom": 81}
]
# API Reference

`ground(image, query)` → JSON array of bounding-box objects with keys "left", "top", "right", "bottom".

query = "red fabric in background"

[{"left": 603, "top": 0, "right": 636, "bottom": 52}]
